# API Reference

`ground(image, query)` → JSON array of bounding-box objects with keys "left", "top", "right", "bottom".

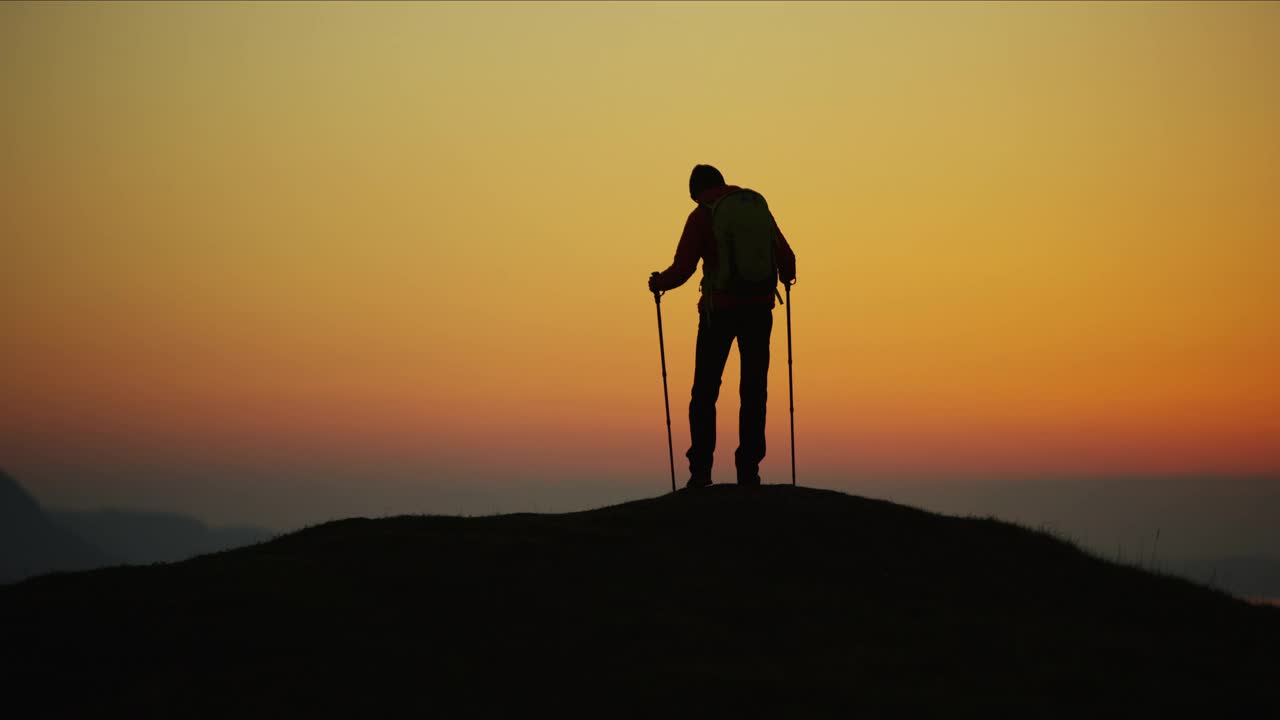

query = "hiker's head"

[{"left": 689, "top": 164, "right": 725, "bottom": 202}]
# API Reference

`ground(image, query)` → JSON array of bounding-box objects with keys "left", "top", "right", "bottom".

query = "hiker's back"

[{"left": 701, "top": 189, "right": 779, "bottom": 298}]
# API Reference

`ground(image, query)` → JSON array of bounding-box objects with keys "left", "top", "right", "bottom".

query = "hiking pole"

[
  {"left": 652, "top": 283, "right": 676, "bottom": 493},
  {"left": 785, "top": 280, "right": 796, "bottom": 486}
]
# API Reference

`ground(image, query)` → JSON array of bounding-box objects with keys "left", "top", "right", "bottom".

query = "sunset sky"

[{"left": 3, "top": 2, "right": 1277, "bottom": 531}]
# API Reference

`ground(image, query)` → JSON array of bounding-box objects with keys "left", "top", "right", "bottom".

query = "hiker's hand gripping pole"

[
  {"left": 785, "top": 279, "right": 796, "bottom": 487},
  {"left": 652, "top": 277, "right": 677, "bottom": 493}
]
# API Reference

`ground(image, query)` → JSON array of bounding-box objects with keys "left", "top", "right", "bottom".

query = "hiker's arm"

[
  {"left": 652, "top": 211, "right": 702, "bottom": 291},
  {"left": 776, "top": 225, "right": 797, "bottom": 283}
]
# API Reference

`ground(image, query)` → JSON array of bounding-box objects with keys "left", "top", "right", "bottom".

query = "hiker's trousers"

[{"left": 687, "top": 305, "right": 773, "bottom": 481}]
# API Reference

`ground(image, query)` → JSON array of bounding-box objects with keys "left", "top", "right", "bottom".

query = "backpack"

[{"left": 700, "top": 188, "right": 779, "bottom": 297}]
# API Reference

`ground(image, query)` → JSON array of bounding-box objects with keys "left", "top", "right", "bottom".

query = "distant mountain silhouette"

[
  {"left": 1, "top": 468, "right": 273, "bottom": 584},
  {"left": 0, "top": 467, "right": 111, "bottom": 583},
  {"left": 2, "top": 485, "right": 1276, "bottom": 716},
  {"left": 50, "top": 509, "right": 272, "bottom": 565}
]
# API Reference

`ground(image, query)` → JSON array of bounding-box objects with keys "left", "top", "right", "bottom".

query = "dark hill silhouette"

[
  {"left": 2, "top": 485, "right": 1276, "bottom": 716},
  {"left": 0, "top": 467, "right": 110, "bottom": 583}
]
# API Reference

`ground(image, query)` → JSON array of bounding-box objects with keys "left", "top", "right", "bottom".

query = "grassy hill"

[{"left": 3, "top": 485, "right": 1276, "bottom": 716}]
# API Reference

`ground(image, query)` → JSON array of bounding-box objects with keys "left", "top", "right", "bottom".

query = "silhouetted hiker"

[{"left": 649, "top": 165, "right": 797, "bottom": 488}]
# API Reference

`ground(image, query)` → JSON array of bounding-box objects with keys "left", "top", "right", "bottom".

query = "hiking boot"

[
  {"left": 736, "top": 473, "right": 761, "bottom": 487},
  {"left": 685, "top": 475, "right": 712, "bottom": 489}
]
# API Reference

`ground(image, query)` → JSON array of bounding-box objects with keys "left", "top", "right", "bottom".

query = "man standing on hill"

[{"left": 648, "top": 164, "right": 797, "bottom": 488}]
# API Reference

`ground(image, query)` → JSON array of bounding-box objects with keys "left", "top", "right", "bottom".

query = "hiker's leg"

[
  {"left": 735, "top": 306, "right": 773, "bottom": 482},
  {"left": 687, "top": 310, "right": 734, "bottom": 480}
]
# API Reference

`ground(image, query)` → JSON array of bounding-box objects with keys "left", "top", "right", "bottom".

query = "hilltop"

[{"left": 2, "top": 485, "right": 1276, "bottom": 716}]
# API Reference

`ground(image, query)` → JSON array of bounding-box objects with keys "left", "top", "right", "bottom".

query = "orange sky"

[{"left": 2, "top": 2, "right": 1278, "bottom": 524}]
